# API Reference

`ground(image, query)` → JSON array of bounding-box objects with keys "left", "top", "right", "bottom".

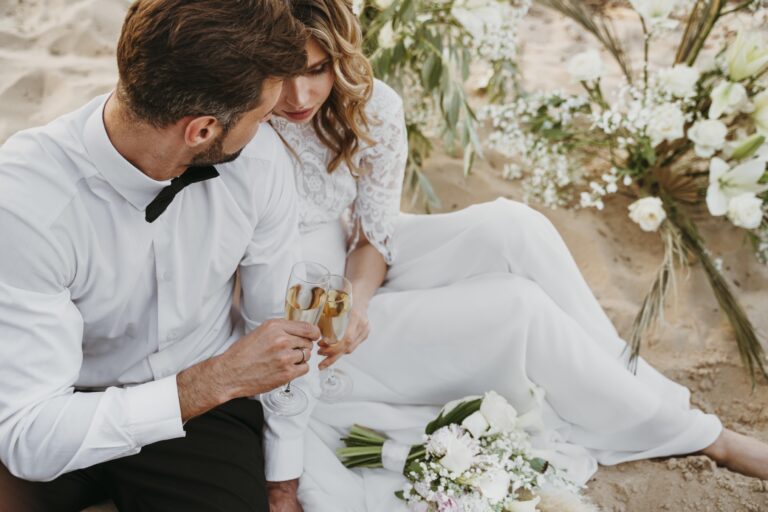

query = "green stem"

[
  {"left": 685, "top": 0, "right": 727, "bottom": 67},
  {"left": 664, "top": 199, "right": 768, "bottom": 388}
]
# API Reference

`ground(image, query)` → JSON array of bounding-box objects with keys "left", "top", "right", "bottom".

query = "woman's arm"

[{"left": 318, "top": 225, "right": 386, "bottom": 369}]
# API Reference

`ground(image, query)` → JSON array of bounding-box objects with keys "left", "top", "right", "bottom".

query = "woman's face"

[{"left": 275, "top": 38, "right": 334, "bottom": 123}]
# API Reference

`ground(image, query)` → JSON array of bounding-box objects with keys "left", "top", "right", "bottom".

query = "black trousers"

[{"left": 0, "top": 399, "right": 269, "bottom": 512}]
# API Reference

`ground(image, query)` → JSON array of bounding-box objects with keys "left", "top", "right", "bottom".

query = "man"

[{"left": 0, "top": 0, "right": 312, "bottom": 510}]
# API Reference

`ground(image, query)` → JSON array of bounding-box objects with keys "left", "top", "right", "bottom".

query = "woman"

[{"left": 269, "top": 0, "right": 768, "bottom": 509}]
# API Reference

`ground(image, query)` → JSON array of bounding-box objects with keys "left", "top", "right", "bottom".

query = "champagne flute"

[
  {"left": 318, "top": 274, "right": 354, "bottom": 401},
  {"left": 261, "top": 261, "right": 329, "bottom": 417}
]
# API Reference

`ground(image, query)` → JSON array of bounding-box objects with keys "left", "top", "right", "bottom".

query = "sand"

[{"left": 0, "top": 1, "right": 766, "bottom": 511}]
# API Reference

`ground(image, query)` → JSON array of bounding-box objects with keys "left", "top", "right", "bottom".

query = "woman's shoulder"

[{"left": 366, "top": 79, "right": 404, "bottom": 121}]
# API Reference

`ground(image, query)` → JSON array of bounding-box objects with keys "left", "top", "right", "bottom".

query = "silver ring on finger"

[{"left": 294, "top": 347, "right": 307, "bottom": 365}]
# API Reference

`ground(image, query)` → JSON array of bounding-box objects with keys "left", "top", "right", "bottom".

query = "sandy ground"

[{"left": 1, "top": 1, "right": 767, "bottom": 511}]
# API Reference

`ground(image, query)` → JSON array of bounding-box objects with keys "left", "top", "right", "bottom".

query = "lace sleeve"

[{"left": 351, "top": 82, "right": 407, "bottom": 264}]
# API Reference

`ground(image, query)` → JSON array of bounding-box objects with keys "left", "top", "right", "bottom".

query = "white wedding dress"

[{"left": 270, "top": 80, "right": 722, "bottom": 512}]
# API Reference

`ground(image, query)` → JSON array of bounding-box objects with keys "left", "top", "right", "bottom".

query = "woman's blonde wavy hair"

[{"left": 288, "top": 0, "right": 375, "bottom": 174}]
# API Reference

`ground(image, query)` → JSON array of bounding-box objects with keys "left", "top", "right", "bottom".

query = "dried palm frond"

[
  {"left": 625, "top": 221, "right": 687, "bottom": 372},
  {"left": 656, "top": 168, "right": 702, "bottom": 204},
  {"left": 666, "top": 198, "right": 768, "bottom": 388},
  {"left": 536, "top": 0, "right": 633, "bottom": 83}
]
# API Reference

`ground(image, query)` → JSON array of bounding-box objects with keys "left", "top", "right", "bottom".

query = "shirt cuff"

[
  {"left": 124, "top": 375, "right": 186, "bottom": 447},
  {"left": 263, "top": 433, "right": 304, "bottom": 482}
]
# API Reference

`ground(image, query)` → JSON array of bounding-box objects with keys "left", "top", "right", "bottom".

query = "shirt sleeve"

[
  {"left": 0, "top": 210, "right": 185, "bottom": 482},
  {"left": 237, "top": 134, "right": 309, "bottom": 482},
  {"left": 351, "top": 83, "right": 408, "bottom": 264}
]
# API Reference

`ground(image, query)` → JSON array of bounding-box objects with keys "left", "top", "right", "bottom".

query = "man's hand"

[
  {"left": 268, "top": 479, "right": 303, "bottom": 512},
  {"left": 177, "top": 319, "right": 320, "bottom": 422},
  {"left": 318, "top": 302, "right": 370, "bottom": 370}
]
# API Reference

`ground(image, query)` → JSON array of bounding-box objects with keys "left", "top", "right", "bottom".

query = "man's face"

[{"left": 190, "top": 77, "right": 284, "bottom": 166}]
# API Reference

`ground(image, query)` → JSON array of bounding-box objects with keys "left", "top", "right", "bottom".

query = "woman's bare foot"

[{"left": 700, "top": 428, "right": 768, "bottom": 480}]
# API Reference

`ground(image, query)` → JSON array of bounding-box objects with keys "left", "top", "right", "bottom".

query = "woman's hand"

[{"left": 318, "top": 302, "right": 370, "bottom": 369}]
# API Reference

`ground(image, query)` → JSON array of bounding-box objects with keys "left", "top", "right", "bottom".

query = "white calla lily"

[
  {"left": 706, "top": 157, "right": 768, "bottom": 216},
  {"left": 725, "top": 30, "right": 768, "bottom": 82},
  {"left": 709, "top": 81, "right": 751, "bottom": 120}
]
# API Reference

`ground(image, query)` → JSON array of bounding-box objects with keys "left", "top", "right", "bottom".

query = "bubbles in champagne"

[
  {"left": 285, "top": 284, "right": 327, "bottom": 324},
  {"left": 318, "top": 290, "right": 351, "bottom": 344}
]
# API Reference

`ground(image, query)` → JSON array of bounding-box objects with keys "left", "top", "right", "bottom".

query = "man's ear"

[{"left": 182, "top": 116, "right": 220, "bottom": 149}]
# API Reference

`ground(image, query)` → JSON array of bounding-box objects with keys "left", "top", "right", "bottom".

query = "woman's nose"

[{"left": 285, "top": 76, "right": 312, "bottom": 108}]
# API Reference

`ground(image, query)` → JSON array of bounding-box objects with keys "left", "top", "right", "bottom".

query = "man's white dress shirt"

[{"left": 0, "top": 94, "right": 304, "bottom": 482}]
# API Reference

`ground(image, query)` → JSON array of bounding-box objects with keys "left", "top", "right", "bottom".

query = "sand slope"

[{"left": 1, "top": 1, "right": 767, "bottom": 511}]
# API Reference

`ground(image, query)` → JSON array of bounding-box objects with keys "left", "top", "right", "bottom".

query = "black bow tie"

[{"left": 145, "top": 165, "right": 220, "bottom": 223}]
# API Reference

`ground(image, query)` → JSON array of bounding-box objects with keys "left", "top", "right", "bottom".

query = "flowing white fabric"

[{"left": 272, "top": 82, "right": 723, "bottom": 512}]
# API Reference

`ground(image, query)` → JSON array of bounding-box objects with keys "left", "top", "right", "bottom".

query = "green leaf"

[
  {"left": 424, "top": 398, "right": 482, "bottom": 434},
  {"left": 447, "top": 90, "right": 461, "bottom": 128},
  {"left": 416, "top": 170, "right": 442, "bottom": 209},
  {"left": 463, "top": 144, "right": 475, "bottom": 176},
  {"left": 529, "top": 457, "right": 550, "bottom": 473}
]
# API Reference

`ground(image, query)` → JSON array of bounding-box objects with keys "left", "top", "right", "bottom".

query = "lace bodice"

[{"left": 271, "top": 80, "right": 407, "bottom": 263}]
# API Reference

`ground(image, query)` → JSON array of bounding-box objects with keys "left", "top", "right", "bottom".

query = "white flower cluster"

[
  {"left": 401, "top": 391, "right": 574, "bottom": 512},
  {"left": 579, "top": 167, "right": 632, "bottom": 211},
  {"left": 483, "top": 93, "right": 590, "bottom": 208}
]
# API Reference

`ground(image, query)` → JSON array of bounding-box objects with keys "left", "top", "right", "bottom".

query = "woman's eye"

[{"left": 309, "top": 63, "right": 328, "bottom": 75}]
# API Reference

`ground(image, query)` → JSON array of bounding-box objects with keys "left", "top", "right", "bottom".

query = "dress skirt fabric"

[{"left": 296, "top": 198, "right": 722, "bottom": 512}]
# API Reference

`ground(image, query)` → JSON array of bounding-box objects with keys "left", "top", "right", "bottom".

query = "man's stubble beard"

[{"left": 190, "top": 130, "right": 244, "bottom": 167}]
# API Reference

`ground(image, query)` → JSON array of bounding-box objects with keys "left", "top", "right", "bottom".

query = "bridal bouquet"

[
  {"left": 484, "top": 0, "right": 768, "bottom": 384},
  {"left": 337, "top": 391, "right": 590, "bottom": 512}
]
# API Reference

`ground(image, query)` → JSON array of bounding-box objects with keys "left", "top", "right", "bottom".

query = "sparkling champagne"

[
  {"left": 285, "top": 284, "right": 327, "bottom": 323},
  {"left": 318, "top": 289, "right": 351, "bottom": 345}
]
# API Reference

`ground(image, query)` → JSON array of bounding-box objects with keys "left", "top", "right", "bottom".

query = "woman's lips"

[{"left": 283, "top": 107, "right": 314, "bottom": 121}]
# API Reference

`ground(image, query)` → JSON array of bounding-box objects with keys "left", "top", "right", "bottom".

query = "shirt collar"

[{"left": 83, "top": 94, "right": 171, "bottom": 211}]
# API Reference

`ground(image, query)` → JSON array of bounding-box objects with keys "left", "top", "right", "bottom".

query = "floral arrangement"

[
  {"left": 484, "top": 0, "right": 768, "bottom": 383},
  {"left": 357, "top": 0, "right": 531, "bottom": 208},
  {"left": 337, "top": 391, "right": 593, "bottom": 512}
]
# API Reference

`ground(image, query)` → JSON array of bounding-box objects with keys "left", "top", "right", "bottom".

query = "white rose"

[
  {"left": 439, "top": 433, "right": 477, "bottom": 474},
  {"left": 687, "top": 119, "right": 728, "bottom": 158},
  {"left": 727, "top": 193, "right": 764, "bottom": 229},
  {"left": 647, "top": 103, "right": 685, "bottom": 146},
  {"left": 709, "top": 81, "right": 751, "bottom": 120},
  {"left": 657, "top": 65, "right": 700, "bottom": 98},
  {"left": 754, "top": 91, "right": 768, "bottom": 135},
  {"left": 725, "top": 30, "right": 768, "bottom": 82},
  {"left": 629, "top": 0, "right": 677, "bottom": 27},
  {"left": 567, "top": 49, "right": 604, "bottom": 83},
  {"left": 504, "top": 496, "right": 541, "bottom": 512},
  {"left": 474, "top": 469, "right": 511, "bottom": 504},
  {"left": 480, "top": 391, "right": 518, "bottom": 432},
  {"left": 461, "top": 411, "right": 490, "bottom": 438},
  {"left": 628, "top": 196, "right": 667, "bottom": 232}
]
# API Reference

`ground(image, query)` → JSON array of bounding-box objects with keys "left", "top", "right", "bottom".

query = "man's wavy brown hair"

[
  {"left": 117, "top": 0, "right": 307, "bottom": 128},
  {"left": 288, "top": 0, "right": 375, "bottom": 174}
]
